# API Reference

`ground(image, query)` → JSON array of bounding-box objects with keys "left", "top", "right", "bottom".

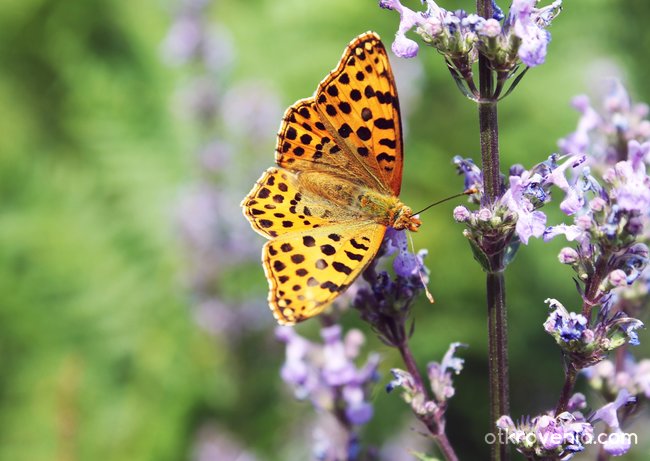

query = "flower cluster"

[
  {"left": 498, "top": 389, "right": 636, "bottom": 459},
  {"left": 276, "top": 325, "right": 380, "bottom": 460},
  {"left": 543, "top": 298, "right": 643, "bottom": 368},
  {"left": 543, "top": 87, "right": 650, "bottom": 374},
  {"left": 496, "top": 394, "right": 593, "bottom": 460},
  {"left": 585, "top": 356, "right": 650, "bottom": 400},
  {"left": 354, "top": 228, "right": 429, "bottom": 346},
  {"left": 559, "top": 80, "right": 650, "bottom": 164},
  {"left": 379, "top": 0, "right": 562, "bottom": 99},
  {"left": 453, "top": 154, "right": 584, "bottom": 271},
  {"left": 546, "top": 141, "right": 650, "bottom": 282},
  {"left": 590, "top": 390, "right": 637, "bottom": 456},
  {"left": 387, "top": 343, "right": 466, "bottom": 430}
]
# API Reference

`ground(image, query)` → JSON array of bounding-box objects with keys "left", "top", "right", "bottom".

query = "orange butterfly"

[{"left": 242, "top": 32, "right": 420, "bottom": 325}]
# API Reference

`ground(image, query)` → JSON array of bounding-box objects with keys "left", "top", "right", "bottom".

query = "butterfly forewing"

[
  {"left": 315, "top": 32, "right": 404, "bottom": 195},
  {"left": 275, "top": 100, "right": 385, "bottom": 190},
  {"left": 263, "top": 223, "right": 385, "bottom": 324}
]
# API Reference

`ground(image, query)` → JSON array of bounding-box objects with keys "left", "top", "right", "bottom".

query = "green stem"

[
  {"left": 486, "top": 270, "right": 509, "bottom": 461},
  {"left": 477, "top": 2, "right": 509, "bottom": 461}
]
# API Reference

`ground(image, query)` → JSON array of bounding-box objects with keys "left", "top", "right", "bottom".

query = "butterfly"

[{"left": 241, "top": 32, "right": 420, "bottom": 325}]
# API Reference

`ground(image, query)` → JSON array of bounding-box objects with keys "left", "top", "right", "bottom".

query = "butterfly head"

[{"left": 391, "top": 205, "right": 421, "bottom": 232}]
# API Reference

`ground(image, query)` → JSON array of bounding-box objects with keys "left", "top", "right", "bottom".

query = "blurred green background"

[{"left": 0, "top": 0, "right": 648, "bottom": 460}]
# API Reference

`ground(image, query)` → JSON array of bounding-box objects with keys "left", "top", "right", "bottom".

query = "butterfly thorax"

[{"left": 296, "top": 171, "right": 420, "bottom": 232}]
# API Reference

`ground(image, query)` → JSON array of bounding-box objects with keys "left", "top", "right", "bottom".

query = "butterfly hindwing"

[
  {"left": 263, "top": 223, "right": 386, "bottom": 324},
  {"left": 315, "top": 31, "right": 404, "bottom": 195}
]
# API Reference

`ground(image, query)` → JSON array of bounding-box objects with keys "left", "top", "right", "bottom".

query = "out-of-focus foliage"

[{"left": 0, "top": 0, "right": 647, "bottom": 460}]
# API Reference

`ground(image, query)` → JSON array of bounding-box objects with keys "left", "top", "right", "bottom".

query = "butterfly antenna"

[
  {"left": 413, "top": 187, "right": 478, "bottom": 216},
  {"left": 407, "top": 231, "right": 434, "bottom": 304}
]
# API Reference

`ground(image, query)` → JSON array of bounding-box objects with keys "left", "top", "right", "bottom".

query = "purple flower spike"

[
  {"left": 276, "top": 323, "right": 380, "bottom": 441},
  {"left": 322, "top": 325, "right": 358, "bottom": 386},
  {"left": 453, "top": 156, "right": 483, "bottom": 197}
]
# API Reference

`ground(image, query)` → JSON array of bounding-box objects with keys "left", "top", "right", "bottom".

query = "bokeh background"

[{"left": 0, "top": 0, "right": 649, "bottom": 460}]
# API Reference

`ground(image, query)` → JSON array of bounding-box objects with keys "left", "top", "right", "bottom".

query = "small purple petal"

[
  {"left": 515, "top": 209, "right": 546, "bottom": 244},
  {"left": 392, "top": 33, "right": 419, "bottom": 58},
  {"left": 558, "top": 247, "right": 579, "bottom": 264},
  {"left": 453, "top": 205, "right": 470, "bottom": 222}
]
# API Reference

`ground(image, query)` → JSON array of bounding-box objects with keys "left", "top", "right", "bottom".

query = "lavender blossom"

[
  {"left": 507, "top": 0, "right": 562, "bottom": 67},
  {"left": 585, "top": 356, "right": 650, "bottom": 399},
  {"left": 354, "top": 229, "right": 429, "bottom": 347},
  {"left": 543, "top": 297, "right": 643, "bottom": 368},
  {"left": 427, "top": 342, "right": 467, "bottom": 402},
  {"left": 387, "top": 343, "right": 465, "bottom": 427},
  {"left": 276, "top": 325, "right": 380, "bottom": 458},
  {"left": 559, "top": 80, "right": 650, "bottom": 163},
  {"left": 591, "top": 389, "right": 636, "bottom": 456},
  {"left": 379, "top": 0, "right": 562, "bottom": 100},
  {"left": 454, "top": 154, "right": 584, "bottom": 272},
  {"left": 496, "top": 406, "right": 593, "bottom": 460},
  {"left": 544, "top": 143, "right": 650, "bottom": 301}
]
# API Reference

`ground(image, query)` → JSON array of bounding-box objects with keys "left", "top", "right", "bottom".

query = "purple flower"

[
  {"left": 558, "top": 95, "right": 602, "bottom": 155},
  {"left": 500, "top": 154, "right": 584, "bottom": 244},
  {"left": 386, "top": 368, "right": 416, "bottom": 394},
  {"left": 276, "top": 326, "right": 315, "bottom": 398},
  {"left": 608, "top": 269, "right": 628, "bottom": 288},
  {"left": 605, "top": 142, "right": 650, "bottom": 213},
  {"left": 427, "top": 342, "right": 466, "bottom": 402},
  {"left": 385, "top": 228, "right": 428, "bottom": 279},
  {"left": 585, "top": 357, "right": 650, "bottom": 399},
  {"left": 559, "top": 80, "right": 650, "bottom": 163},
  {"left": 276, "top": 324, "right": 380, "bottom": 429},
  {"left": 354, "top": 230, "right": 431, "bottom": 347},
  {"left": 453, "top": 205, "right": 470, "bottom": 222},
  {"left": 379, "top": 0, "right": 426, "bottom": 58},
  {"left": 497, "top": 410, "right": 593, "bottom": 459},
  {"left": 342, "top": 385, "right": 374, "bottom": 425},
  {"left": 544, "top": 298, "right": 589, "bottom": 342},
  {"left": 544, "top": 296, "right": 644, "bottom": 368},
  {"left": 321, "top": 325, "right": 358, "bottom": 386},
  {"left": 558, "top": 247, "right": 579, "bottom": 264},
  {"left": 388, "top": 343, "right": 465, "bottom": 420},
  {"left": 508, "top": 0, "right": 562, "bottom": 67},
  {"left": 591, "top": 389, "right": 635, "bottom": 456},
  {"left": 453, "top": 156, "right": 483, "bottom": 199}
]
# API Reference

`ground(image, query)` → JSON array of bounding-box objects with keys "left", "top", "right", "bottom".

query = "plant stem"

[
  {"left": 555, "top": 364, "right": 578, "bottom": 415},
  {"left": 486, "top": 270, "right": 509, "bottom": 461},
  {"left": 436, "top": 432, "right": 459, "bottom": 461},
  {"left": 398, "top": 340, "right": 426, "bottom": 393},
  {"left": 477, "top": 2, "right": 510, "bottom": 461}
]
